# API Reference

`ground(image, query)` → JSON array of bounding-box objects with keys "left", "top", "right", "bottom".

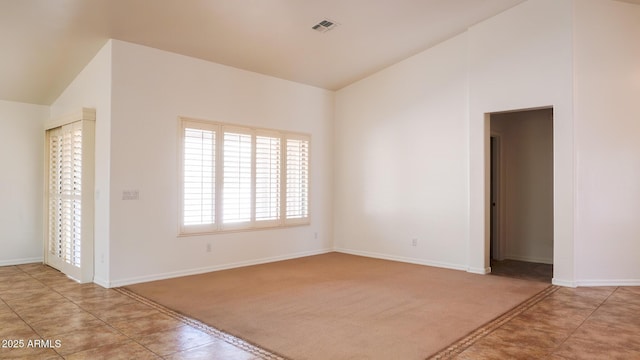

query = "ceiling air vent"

[{"left": 312, "top": 19, "right": 338, "bottom": 33}]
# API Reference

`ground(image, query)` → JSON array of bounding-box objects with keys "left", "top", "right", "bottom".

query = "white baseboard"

[
  {"left": 552, "top": 278, "right": 577, "bottom": 288},
  {"left": 93, "top": 276, "right": 110, "bottom": 289},
  {"left": 575, "top": 279, "right": 640, "bottom": 287},
  {"left": 0, "top": 257, "right": 43, "bottom": 267},
  {"left": 468, "top": 266, "right": 492, "bottom": 275},
  {"left": 334, "top": 248, "right": 468, "bottom": 272},
  {"left": 553, "top": 278, "right": 640, "bottom": 287},
  {"left": 107, "top": 248, "right": 333, "bottom": 288}
]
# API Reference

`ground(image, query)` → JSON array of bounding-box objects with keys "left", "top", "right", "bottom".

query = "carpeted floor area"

[{"left": 126, "top": 252, "right": 550, "bottom": 360}]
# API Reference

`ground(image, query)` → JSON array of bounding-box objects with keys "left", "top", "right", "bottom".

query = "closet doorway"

[{"left": 45, "top": 109, "right": 95, "bottom": 283}]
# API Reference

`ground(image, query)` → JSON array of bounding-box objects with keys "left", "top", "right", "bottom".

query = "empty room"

[{"left": 1, "top": 0, "right": 639, "bottom": 359}]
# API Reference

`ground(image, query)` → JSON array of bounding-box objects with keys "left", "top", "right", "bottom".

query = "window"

[{"left": 179, "top": 118, "right": 310, "bottom": 235}]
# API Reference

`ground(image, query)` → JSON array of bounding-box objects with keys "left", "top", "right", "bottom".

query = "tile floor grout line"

[
  {"left": 544, "top": 286, "right": 621, "bottom": 358},
  {"left": 19, "top": 265, "right": 88, "bottom": 359},
  {"left": 41, "top": 272, "right": 178, "bottom": 360},
  {"left": 4, "top": 265, "right": 70, "bottom": 359},
  {"left": 593, "top": 285, "right": 640, "bottom": 353},
  {"left": 31, "top": 267, "right": 116, "bottom": 359},
  {"left": 13, "top": 264, "right": 141, "bottom": 359},
  {"left": 5, "top": 266, "right": 49, "bottom": 342},
  {"left": 52, "top": 286, "right": 161, "bottom": 359},
  {"left": 13, "top": 264, "right": 182, "bottom": 359}
]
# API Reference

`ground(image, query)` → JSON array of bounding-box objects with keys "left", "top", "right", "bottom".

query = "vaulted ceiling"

[{"left": 2, "top": 0, "right": 636, "bottom": 106}]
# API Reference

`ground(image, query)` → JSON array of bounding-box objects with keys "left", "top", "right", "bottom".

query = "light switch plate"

[{"left": 122, "top": 190, "right": 139, "bottom": 200}]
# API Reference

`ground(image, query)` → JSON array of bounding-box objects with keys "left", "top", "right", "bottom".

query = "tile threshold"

[{"left": 429, "top": 285, "right": 560, "bottom": 359}]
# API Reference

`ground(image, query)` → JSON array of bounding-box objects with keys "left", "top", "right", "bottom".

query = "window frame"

[{"left": 178, "top": 117, "right": 311, "bottom": 236}]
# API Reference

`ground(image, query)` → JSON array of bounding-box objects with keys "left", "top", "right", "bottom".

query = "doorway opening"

[{"left": 488, "top": 108, "right": 554, "bottom": 283}]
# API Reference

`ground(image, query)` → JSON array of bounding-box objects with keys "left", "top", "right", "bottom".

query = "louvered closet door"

[{"left": 46, "top": 122, "right": 84, "bottom": 281}]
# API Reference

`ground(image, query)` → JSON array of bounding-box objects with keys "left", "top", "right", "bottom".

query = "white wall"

[
  {"left": 50, "top": 40, "right": 112, "bottom": 285},
  {"left": 0, "top": 100, "right": 48, "bottom": 265},
  {"left": 573, "top": 0, "right": 640, "bottom": 285},
  {"left": 334, "top": 33, "right": 470, "bottom": 269},
  {"left": 27, "top": 0, "right": 640, "bottom": 288},
  {"left": 334, "top": 0, "right": 575, "bottom": 280},
  {"left": 107, "top": 40, "right": 333, "bottom": 286},
  {"left": 468, "top": 0, "right": 574, "bottom": 283},
  {"left": 492, "top": 109, "right": 554, "bottom": 264}
]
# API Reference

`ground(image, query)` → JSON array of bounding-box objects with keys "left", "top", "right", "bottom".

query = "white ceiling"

[
  {"left": 3, "top": 0, "right": 640, "bottom": 106},
  {"left": 2, "top": 0, "right": 543, "bottom": 105},
  {"left": 0, "top": 0, "right": 588, "bottom": 106}
]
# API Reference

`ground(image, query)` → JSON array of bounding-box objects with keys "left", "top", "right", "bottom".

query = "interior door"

[
  {"left": 45, "top": 109, "right": 95, "bottom": 283},
  {"left": 46, "top": 122, "right": 83, "bottom": 280}
]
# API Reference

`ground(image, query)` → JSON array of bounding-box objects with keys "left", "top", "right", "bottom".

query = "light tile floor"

[
  {"left": 0, "top": 264, "right": 266, "bottom": 360},
  {"left": 1, "top": 263, "right": 639, "bottom": 359},
  {"left": 455, "top": 286, "right": 640, "bottom": 359}
]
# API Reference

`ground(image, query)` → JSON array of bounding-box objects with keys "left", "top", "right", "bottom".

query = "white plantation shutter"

[
  {"left": 179, "top": 117, "right": 309, "bottom": 234},
  {"left": 48, "top": 123, "right": 83, "bottom": 268},
  {"left": 46, "top": 109, "right": 94, "bottom": 284},
  {"left": 48, "top": 128, "right": 64, "bottom": 260},
  {"left": 255, "top": 134, "right": 281, "bottom": 224},
  {"left": 69, "top": 124, "right": 83, "bottom": 266},
  {"left": 183, "top": 125, "right": 215, "bottom": 228},
  {"left": 285, "top": 136, "right": 310, "bottom": 222},
  {"left": 222, "top": 128, "right": 252, "bottom": 225}
]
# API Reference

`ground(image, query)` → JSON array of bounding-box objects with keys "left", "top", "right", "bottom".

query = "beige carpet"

[{"left": 126, "top": 252, "right": 550, "bottom": 360}]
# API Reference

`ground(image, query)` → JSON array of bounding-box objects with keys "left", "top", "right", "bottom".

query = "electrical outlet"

[
  {"left": 412, "top": 238, "right": 418, "bottom": 247},
  {"left": 206, "top": 243, "right": 212, "bottom": 252},
  {"left": 314, "top": 232, "right": 318, "bottom": 240}
]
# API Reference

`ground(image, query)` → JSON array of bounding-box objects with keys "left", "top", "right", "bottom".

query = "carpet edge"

[
  {"left": 427, "top": 285, "right": 560, "bottom": 360},
  {"left": 115, "top": 287, "right": 288, "bottom": 360}
]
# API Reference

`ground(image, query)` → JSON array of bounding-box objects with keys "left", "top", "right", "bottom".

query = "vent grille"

[{"left": 312, "top": 19, "right": 338, "bottom": 33}]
